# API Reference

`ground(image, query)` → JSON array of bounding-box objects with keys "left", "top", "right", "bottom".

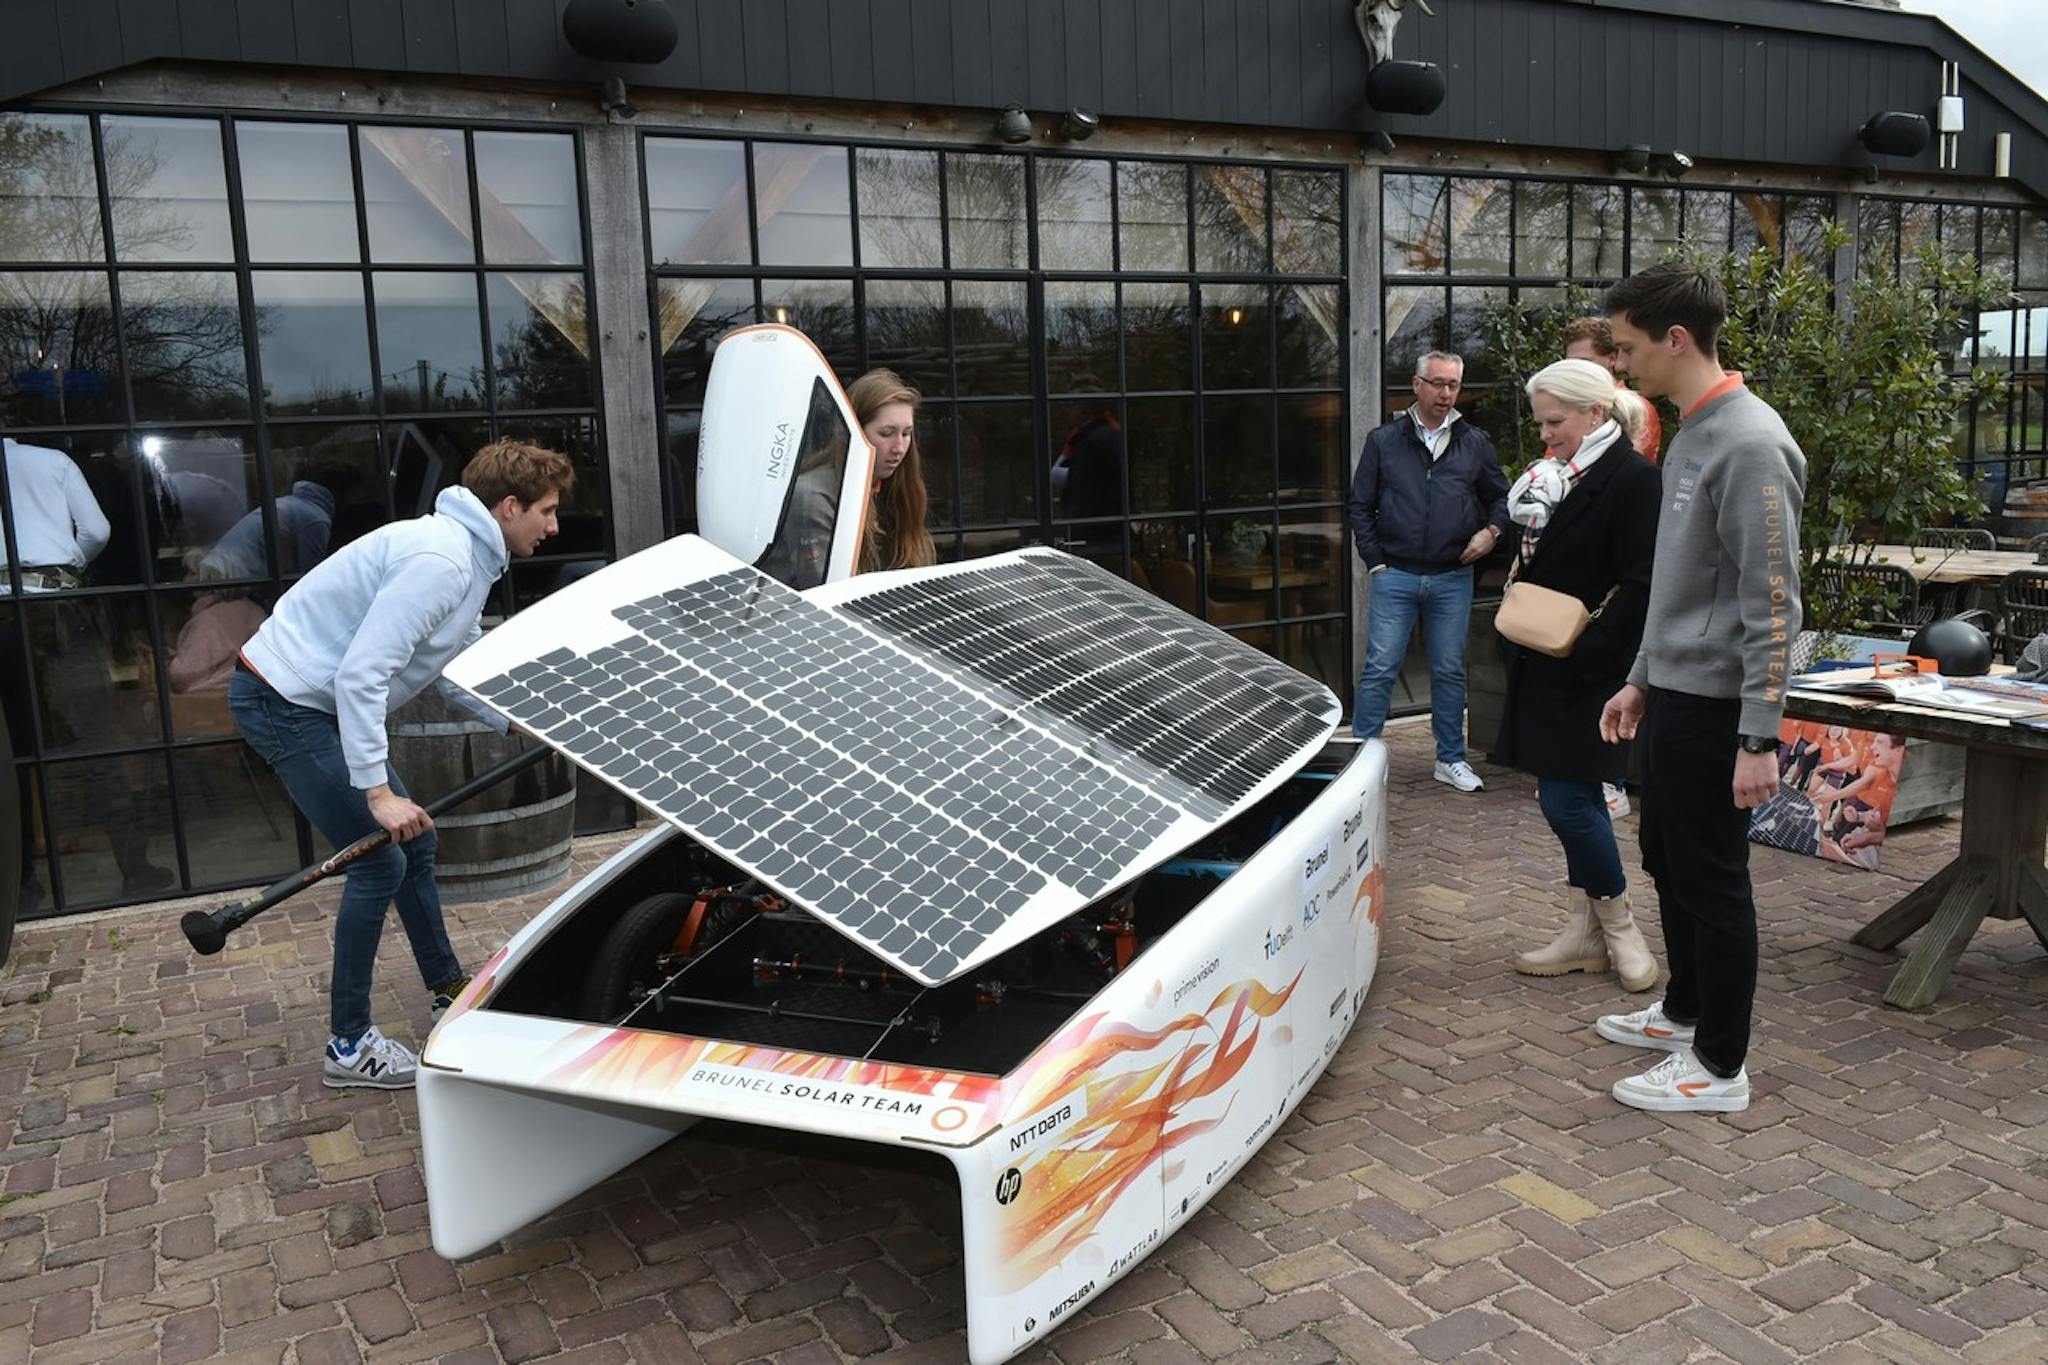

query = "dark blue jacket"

[{"left": 1347, "top": 413, "right": 1510, "bottom": 574}]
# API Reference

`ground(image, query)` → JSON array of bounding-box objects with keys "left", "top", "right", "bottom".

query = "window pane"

[
  {"left": 43, "top": 749, "right": 175, "bottom": 905},
  {"left": 947, "top": 153, "right": 1027, "bottom": 269},
  {"left": 1277, "top": 508, "right": 1345, "bottom": 618},
  {"left": 1052, "top": 396, "right": 1124, "bottom": 520},
  {"left": 1384, "top": 287, "right": 1446, "bottom": 385},
  {"left": 856, "top": 147, "right": 942, "bottom": 268},
  {"left": 918, "top": 400, "right": 957, "bottom": 527},
  {"left": 1203, "top": 394, "right": 1273, "bottom": 508},
  {"left": 2022, "top": 211, "right": 2048, "bottom": 288},
  {"left": 236, "top": 121, "right": 359, "bottom": 263},
  {"left": 1132, "top": 516, "right": 1198, "bottom": 611},
  {"left": 139, "top": 428, "right": 258, "bottom": 579},
  {"left": 103, "top": 115, "right": 232, "bottom": 263},
  {"left": 24, "top": 592, "right": 161, "bottom": 753},
  {"left": 863, "top": 277, "right": 949, "bottom": 397},
  {"left": 1858, "top": 199, "right": 1898, "bottom": 280},
  {"left": 1195, "top": 165, "right": 1268, "bottom": 273},
  {"left": 1118, "top": 162, "right": 1188, "bottom": 271},
  {"left": 361, "top": 126, "right": 476, "bottom": 265},
  {"left": 755, "top": 142, "right": 851, "bottom": 268},
  {"left": 374, "top": 271, "right": 485, "bottom": 411},
  {"left": 1785, "top": 198, "right": 1834, "bottom": 270},
  {"left": 265, "top": 421, "right": 386, "bottom": 567},
  {"left": 1277, "top": 394, "right": 1343, "bottom": 504},
  {"left": 0, "top": 434, "right": 130, "bottom": 588},
  {"left": 1630, "top": 187, "right": 1682, "bottom": 270},
  {"left": 955, "top": 399, "right": 1035, "bottom": 523},
  {"left": 1044, "top": 279, "right": 1118, "bottom": 394},
  {"left": 951, "top": 280, "right": 1029, "bottom": 396},
  {"left": 760, "top": 278, "right": 856, "bottom": 379},
  {"left": 1046, "top": 518, "right": 1124, "bottom": 576},
  {"left": 174, "top": 744, "right": 299, "bottom": 887},
  {"left": 122, "top": 270, "right": 250, "bottom": 420},
  {"left": 1201, "top": 283, "right": 1271, "bottom": 390},
  {"left": 489, "top": 272, "right": 592, "bottom": 410},
  {"left": 1384, "top": 175, "right": 1448, "bottom": 275},
  {"left": 0, "top": 271, "right": 121, "bottom": 425},
  {"left": 1737, "top": 193, "right": 1784, "bottom": 260},
  {"left": 1941, "top": 204, "right": 1979, "bottom": 261},
  {"left": 1207, "top": 511, "right": 1275, "bottom": 620},
  {"left": 1037, "top": 157, "right": 1113, "bottom": 273},
  {"left": 1126, "top": 397, "right": 1196, "bottom": 513},
  {"left": 1515, "top": 181, "right": 1568, "bottom": 278},
  {"left": 1276, "top": 284, "right": 1340, "bottom": 389},
  {"left": 252, "top": 271, "right": 373, "bottom": 416},
  {"left": 474, "top": 131, "right": 581, "bottom": 266},
  {"left": 1683, "top": 191, "right": 1731, "bottom": 255},
  {"left": 1273, "top": 169, "right": 1341, "bottom": 276},
  {"left": 657, "top": 277, "right": 755, "bottom": 407},
  {"left": 502, "top": 416, "right": 605, "bottom": 559},
  {"left": 1450, "top": 286, "right": 1501, "bottom": 385},
  {"left": 645, "top": 138, "right": 750, "bottom": 266},
  {"left": 387, "top": 417, "right": 489, "bottom": 518},
  {"left": 1983, "top": 208, "right": 2018, "bottom": 287},
  {"left": 1123, "top": 282, "right": 1192, "bottom": 391},
  {"left": 1572, "top": 184, "right": 1625, "bottom": 279},
  {"left": 160, "top": 591, "right": 262, "bottom": 724},
  {"left": 1450, "top": 179, "right": 1511, "bottom": 276},
  {"left": 1896, "top": 201, "right": 1935, "bottom": 275},
  {"left": 0, "top": 113, "right": 105, "bottom": 262}
]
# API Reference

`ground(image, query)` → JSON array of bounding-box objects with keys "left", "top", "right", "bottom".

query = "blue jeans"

[
  {"left": 228, "top": 669, "right": 461, "bottom": 1042},
  {"left": 1352, "top": 565, "right": 1474, "bottom": 764},
  {"left": 1537, "top": 778, "right": 1627, "bottom": 900}
]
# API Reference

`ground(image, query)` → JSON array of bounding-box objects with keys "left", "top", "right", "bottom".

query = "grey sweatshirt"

[{"left": 1626, "top": 382, "right": 1806, "bottom": 737}]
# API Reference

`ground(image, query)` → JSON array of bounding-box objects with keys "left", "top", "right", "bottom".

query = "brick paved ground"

[{"left": 4, "top": 719, "right": 2048, "bottom": 1363}]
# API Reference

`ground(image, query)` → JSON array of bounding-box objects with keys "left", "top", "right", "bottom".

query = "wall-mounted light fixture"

[
  {"left": 1648, "top": 150, "right": 1693, "bottom": 180},
  {"left": 1364, "top": 129, "right": 1397, "bottom": 156},
  {"left": 995, "top": 106, "right": 1034, "bottom": 144},
  {"left": 1228, "top": 307, "right": 1244, "bottom": 326},
  {"left": 1616, "top": 144, "right": 1651, "bottom": 174},
  {"left": 1059, "top": 108, "right": 1099, "bottom": 141}
]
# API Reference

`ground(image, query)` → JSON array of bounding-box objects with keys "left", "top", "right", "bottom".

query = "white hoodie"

[{"left": 242, "top": 485, "right": 509, "bottom": 788}]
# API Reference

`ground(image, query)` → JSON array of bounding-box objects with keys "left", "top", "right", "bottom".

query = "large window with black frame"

[
  {"left": 643, "top": 134, "right": 1351, "bottom": 705},
  {"left": 1856, "top": 198, "right": 2048, "bottom": 535},
  {"left": 1376, "top": 173, "right": 1836, "bottom": 715},
  {"left": 0, "top": 109, "right": 620, "bottom": 919}
]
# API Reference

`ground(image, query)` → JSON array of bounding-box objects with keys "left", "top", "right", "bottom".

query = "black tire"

[{"left": 580, "top": 892, "right": 697, "bottom": 1023}]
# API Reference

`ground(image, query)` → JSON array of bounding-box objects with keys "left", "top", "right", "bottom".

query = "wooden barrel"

[{"left": 388, "top": 690, "right": 577, "bottom": 904}]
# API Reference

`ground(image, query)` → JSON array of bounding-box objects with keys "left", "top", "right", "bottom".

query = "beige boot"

[
  {"left": 1590, "top": 893, "right": 1659, "bottom": 992},
  {"left": 1515, "top": 889, "right": 1609, "bottom": 976}
]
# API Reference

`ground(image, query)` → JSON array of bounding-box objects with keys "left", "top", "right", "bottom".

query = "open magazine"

[{"left": 1792, "top": 668, "right": 2048, "bottom": 721}]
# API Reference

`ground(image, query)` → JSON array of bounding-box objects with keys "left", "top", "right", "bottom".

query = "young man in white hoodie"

[{"left": 230, "top": 441, "right": 572, "bottom": 1088}]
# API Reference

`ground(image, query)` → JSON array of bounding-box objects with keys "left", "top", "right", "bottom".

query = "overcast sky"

[{"left": 1900, "top": 1, "right": 2048, "bottom": 98}]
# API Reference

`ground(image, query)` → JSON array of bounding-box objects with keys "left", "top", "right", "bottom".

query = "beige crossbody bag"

[{"left": 1495, "top": 581, "right": 1615, "bottom": 658}]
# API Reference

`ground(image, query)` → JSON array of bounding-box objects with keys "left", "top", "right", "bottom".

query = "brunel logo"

[
  {"left": 765, "top": 421, "right": 792, "bottom": 482},
  {"left": 996, "top": 1167, "right": 1022, "bottom": 1205}
]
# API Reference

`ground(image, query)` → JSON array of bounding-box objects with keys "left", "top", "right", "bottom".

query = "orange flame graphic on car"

[
  {"left": 994, "top": 972, "right": 1298, "bottom": 1288},
  {"left": 1352, "top": 862, "right": 1385, "bottom": 928}
]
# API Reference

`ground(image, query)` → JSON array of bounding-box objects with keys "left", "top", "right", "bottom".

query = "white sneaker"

[
  {"left": 1433, "top": 760, "right": 1484, "bottom": 793},
  {"left": 1595, "top": 1000, "right": 1695, "bottom": 1052},
  {"left": 1604, "top": 782, "right": 1631, "bottom": 819},
  {"left": 322, "top": 1025, "right": 419, "bottom": 1090},
  {"left": 1612, "top": 1050, "right": 1750, "bottom": 1113}
]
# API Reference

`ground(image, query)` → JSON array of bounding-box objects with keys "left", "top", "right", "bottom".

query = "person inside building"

[
  {"left": 1596, "top": 263, "right": 1807, "bottom": 1116},
  {"left": 1495, "top": 359, "right": 1663, "bottom": 993},
  {"left": 228, "top": 440, "right": 573, "bottom": 1090},
  {"left": 1347, "top": 350, "right": 1511, "bottom": 793},
  {"left": 848, "top": 369, "right": 937, "bottom": 573},
  {"left": 1562, "top": 316, "right": 1663, "bottom": 463}
]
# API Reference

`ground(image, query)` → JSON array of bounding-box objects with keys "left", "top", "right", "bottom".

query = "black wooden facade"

[{"left": 3, "top": 0, "right": 2043, "bottom": 202}]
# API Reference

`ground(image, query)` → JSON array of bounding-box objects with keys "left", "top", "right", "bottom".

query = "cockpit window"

[{"left": 756, "top": 377, "right": 854, "bottom": 589}]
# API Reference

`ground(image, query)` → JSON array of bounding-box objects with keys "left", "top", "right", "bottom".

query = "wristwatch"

[{"left": 1737, "top": 734, "right": 1780, "bottom": 754}]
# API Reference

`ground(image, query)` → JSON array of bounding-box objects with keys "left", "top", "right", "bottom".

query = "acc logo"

[
  {"left": 1301, "top": 891, "right": 1322, "bottom": 927},
  {"left": 996, "top": 1168, "right": 1022, "bottom": 1205}
]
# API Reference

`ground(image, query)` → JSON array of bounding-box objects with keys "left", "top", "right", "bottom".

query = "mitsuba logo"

[
  {"left": 996, "top": 1168, "right": 1022, "bottom": 1205},
  {"left": 1049, "top": 1281, "right": 1095, "bottom": 1323},
  {"left": 765, "top": 421, "right": 792, "bottom": 482}
]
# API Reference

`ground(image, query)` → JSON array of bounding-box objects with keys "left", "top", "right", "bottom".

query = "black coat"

[
  {"left": 1491, "top": 443, "right": 1662, "bottom": 784},
  {"left": 1347, "top": 414, "right": 1510, "bottom": 574}
]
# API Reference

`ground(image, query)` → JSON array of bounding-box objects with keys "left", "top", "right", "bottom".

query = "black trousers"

[{"left": 1638, "top": 687, "right": 1757, "bottom": 1077}]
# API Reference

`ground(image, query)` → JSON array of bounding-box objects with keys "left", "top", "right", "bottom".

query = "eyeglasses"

[{"left": 1415, "top": 376, "right": 1462, "bottom": 391}]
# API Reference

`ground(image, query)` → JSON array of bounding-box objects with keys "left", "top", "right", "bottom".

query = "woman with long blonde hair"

[{"left": 846, "top": 368, "right": 936, "bottom": 572}]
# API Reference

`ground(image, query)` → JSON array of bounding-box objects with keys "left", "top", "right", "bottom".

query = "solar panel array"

[{"left": 463, "top": 549, "right": 1338, "bottom": 983}]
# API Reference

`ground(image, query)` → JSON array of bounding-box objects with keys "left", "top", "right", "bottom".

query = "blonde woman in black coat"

[{"left": 1496, "top": 358, "right": 1663, "bottom": 989}]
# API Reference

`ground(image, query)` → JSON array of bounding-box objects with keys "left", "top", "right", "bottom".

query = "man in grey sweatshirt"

[{"left": 1591, "top": 263, "right": 1806, "bottom": 1115}]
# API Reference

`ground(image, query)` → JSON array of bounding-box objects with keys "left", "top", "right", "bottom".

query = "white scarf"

[{"left": 1508, "top": 419, "right": 1623, "bottom": 532}]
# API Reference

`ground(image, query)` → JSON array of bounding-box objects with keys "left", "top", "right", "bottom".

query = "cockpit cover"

[{"left": 447, "top": 537, "right": 1339, "bottom": 985}]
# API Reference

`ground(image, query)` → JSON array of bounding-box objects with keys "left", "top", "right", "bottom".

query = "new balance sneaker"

[
  {"left": 322, "top": 1026, "right": 419, "bottom": 1090},
  {"left": 1595, "top": 1000, "right": 1696, "bottom": 1052},
  {"left": 430, "top": 975, "right": 472, "bottom": 1019},
  {"left": 1433, "top": 760, "right": 1485, "bottom": 793},
  {"left": 1603, "top": 782, "right": 1631, "bottom": 820},
  {"left": 1612, "top": 1050, "right": 1750, "bottom": 1113}
]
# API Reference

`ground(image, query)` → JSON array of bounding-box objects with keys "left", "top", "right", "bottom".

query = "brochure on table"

[{"left": 1791, "top": 669, "right": 2048, "bottom": 721}]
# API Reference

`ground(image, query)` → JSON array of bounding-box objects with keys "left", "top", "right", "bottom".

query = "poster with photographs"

[{"left": 1747, "top": 719, "right": 1905, "bottom": 871}]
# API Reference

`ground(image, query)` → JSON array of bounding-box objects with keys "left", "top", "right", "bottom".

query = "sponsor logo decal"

[
  {"left": 1107, "top": 1229, "right": 1160, "bottom": 1279},
  {"left": 1049, "top": 1281, "right": 1095, "bottom": 1323},
  {"left": 1023, "top": 1316, "right": 1037, "bottom": 1334},
  {"left": 1355, "top": 835, "right": 1373, "bottom": 873},
  {"left": 1329, "top": 987, "right": 1347, "bottom": 1019},
  {"left": 1343, "top": 802, "right": 1365, "bottom": 843},
  {"left": 996, "top": 1168, "right": 1022, "bottom": 1205},
  {"left": 1008, "top": 1097, "right": 1082, "bottom": 1155},
  {"left": 1172, "top": 958, "right": 1220, "bottom": 1007},
  {"left": 931, "top": 1104, "right": 971, "bottom": 1132},
  {"left": 1301, "top": 840, "right": 1331, "bottom": 894},
  {"left": 1205, "top": 1158, "right": 1229, "bottom": 1186},
  {"left": 687, "top": 1063, "right": 924, "bottom": 1116},
  {"left": 1264, "top": 924, "right": 1294, "bottom": 959},
  {"left": 766, "top": 421, "right": 792, "bottom": 482},
  {"left": 1301, "top": 890, "right": 1322, "bottom": 928}
]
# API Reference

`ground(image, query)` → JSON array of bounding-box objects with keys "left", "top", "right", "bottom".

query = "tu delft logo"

[{"left": 996, "top": 1167, "right": 1022, "bottom": 1205}]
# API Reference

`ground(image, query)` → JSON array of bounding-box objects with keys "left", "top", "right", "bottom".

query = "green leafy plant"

[{"left": 1471, "top": 283, "right": 1628, "bottom": 479}]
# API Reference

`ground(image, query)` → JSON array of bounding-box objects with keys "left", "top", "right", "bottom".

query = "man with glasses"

[{"left": 1346, "top": 351, "right": 1510, "bottom": 792}]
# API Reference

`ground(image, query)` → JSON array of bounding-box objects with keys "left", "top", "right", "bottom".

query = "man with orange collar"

[{"left": 1593, "top": 264, "right": 1806, "bottom": 1115}]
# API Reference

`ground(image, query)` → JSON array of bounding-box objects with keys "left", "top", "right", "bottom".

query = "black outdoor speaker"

[
  {"left": 1366, "top": 60, "right": 1446, "bottom": 117},
  {"left": 563, "top": 0, "right": 680, "bottom": 64},
  {"left": 1860, "top": 111, "right": 1931, "bottom": 159},
  {"left": 1908, "top": 617, "right": 1993, "bottom": 677}
]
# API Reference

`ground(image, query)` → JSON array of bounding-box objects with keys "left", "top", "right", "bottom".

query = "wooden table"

[
  {"left": 1857, "top": 544, "right": 2038, "bottom": 586},
  {"left": 1782, "top": 684, "right": 2048, "bottom": 1008}
]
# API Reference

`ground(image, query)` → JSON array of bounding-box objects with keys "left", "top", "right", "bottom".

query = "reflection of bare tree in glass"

[
  {"left": 493, "top": 279, "right": 589, "bottom": 410},
  {"left": 853, "top": 149, "right": 943, "bottom": 268},
  {"left": 124, "top": 274, "right": 249, "bottom": 418},
  {"left": 947, "top": 155, "right": 1027, "bottom": 269}
]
